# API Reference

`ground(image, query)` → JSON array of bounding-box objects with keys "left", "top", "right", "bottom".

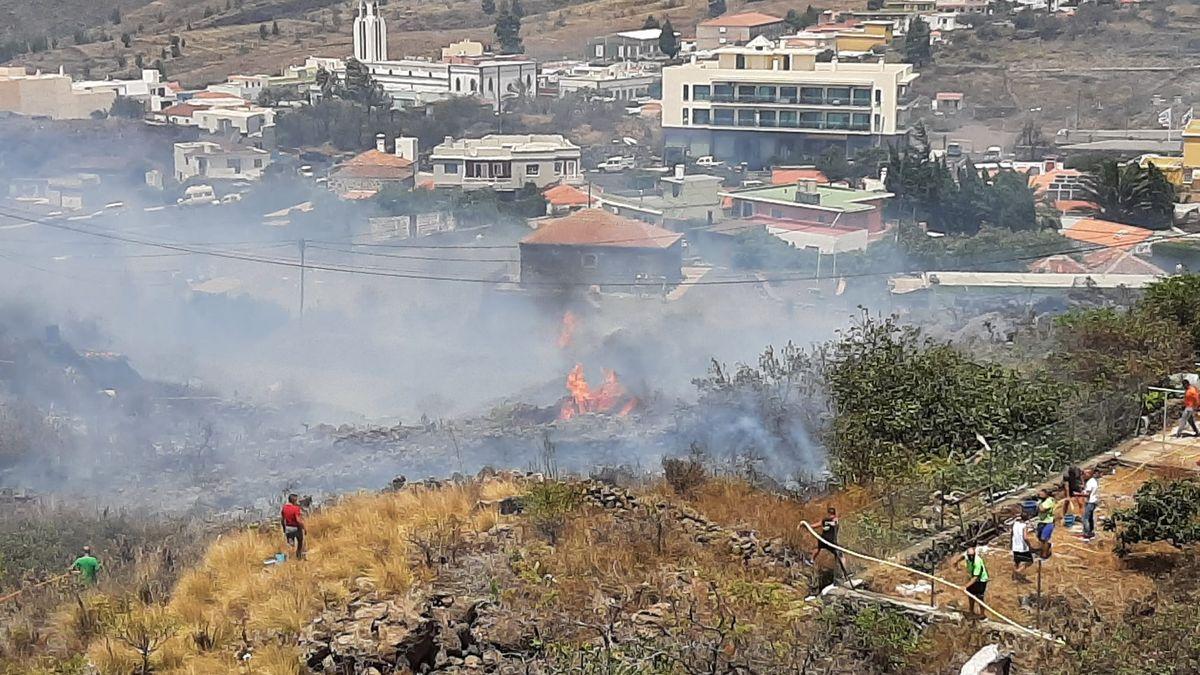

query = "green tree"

[
  {"left": 110, "top": 96, "right": 145, "bottom": 119},
  {"left": 1108, "top": 479, "right": 1200, "bottom": 555},
  {"left": 495, "top": 1, "right": 524, "bottom": 54},
  {"left": 867, "top": 0, "right": 884, "bottom": 8},
  {"left": 121, "top": 32, "right": 132, "bottom": 47},
  {"left": 658, "top": 18, "right": 680, "bottom": 57},
  {"left": 816, "top": 146, "right": 852, "bottom": 183},
  {"left": 110, "top": 7, "right": 121, "bottom": 24},
  {"left": 271, "top": 20, "right": 280, "bottom": 36},
  {"left": 511, "top": 0, "right": 525, "bottom": 18},
  {"left": 1013, "top": 8, "right": 1036, "bottom": 29},
  {"left": 643, "top": 14, "right": 660, "bottom": 29},
  {"left": 481, "top": 0, "right": 496, "bottom": 14},
  {"left": 903, "top": 16, "right": 931, "bottom": 66},
  {"left": 1140, "top": 275, "right": 1200, "bottom": 354},
  {"left": 1079, "top": 160, "right": 1175, "bottom": 230},
  {"left": 258, "top": 23, "right": 269, "bottom": 39},
  {"left": 708, "top": 0, "right": 727, "bottom": 18}
]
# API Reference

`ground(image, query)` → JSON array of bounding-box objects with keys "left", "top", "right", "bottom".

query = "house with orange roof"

[
  {"left": 770, "top": 166, "right": 829, "bottom": 185},
  {"left": 328, "top": 135, "right": 418, "bottom": 197},
  {"left": 1061, "top": 217, "right": 1155, "bottom": 251},
  {"left": 696, "top": 12, "right": 787, "bottom": 50},
  {"left": 151, "top": 102, "right": 210, "bottom": 126},
  {"left": 543, "top": 183, "right": 595, "bottom": 215},
  {"left": 519, "top": 209, "right": 683, "bottom": 288},
  {"left": 1029, "top": 162, "right": 1087, "bottom": 206}
]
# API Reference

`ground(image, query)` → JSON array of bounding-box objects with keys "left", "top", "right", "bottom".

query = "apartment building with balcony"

[
  {"left": 661, "top": 38, "right": 918, "bottom": 168},
  {"left": 430, "top": 134, "right": 582, "bottom": 191}
]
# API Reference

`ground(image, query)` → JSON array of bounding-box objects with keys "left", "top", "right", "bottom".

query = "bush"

[
  {"left": 524, "top": 482, "right": 581, "bottom": 545},
  {"left": 1107, "top": 479, "right": 1200, "bottom": 555},
  {"left": 663, "top": 451, "right": 707, "bottom": 496},
  {"left": 1139, "top": 275, "right": 1200, "bottom": 355}
]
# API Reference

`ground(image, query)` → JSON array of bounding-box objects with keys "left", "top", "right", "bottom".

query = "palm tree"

[{"left": 1078, "top": 160, "right": 1175, "bottom": 230}]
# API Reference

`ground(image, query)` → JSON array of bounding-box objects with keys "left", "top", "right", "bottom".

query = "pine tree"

[
  {"left": 258, "top": 23, "right": 269, "bottom": 39},
  {"left": 707, "top": 0, "right": 726, "bottom": 18},
  {"left": 511, "top": 0, "right": 525, "bottom": 18},
  {"left": 271, "top": 20, "right": 280, "bottom": 35},
  {"left": 110, "top": 7, "right": 121, "bottom": 24},
  {"left": 482, "top": 0, "right": 496, "bottom": 13},
  {"left": 904, "top": 16, "right": 932, "bottom": 66},
  {"left": 643, "top": 14, "right": 659, "bottom": 29},
  {"left": 658, "top": 17, "right": 680, "bottom": 57},
  {"left": 121, "top": 32, "right": 132, "bottom": 47},
  {"left": 495, "top": 1, "right": 524, "bottom": 54}
]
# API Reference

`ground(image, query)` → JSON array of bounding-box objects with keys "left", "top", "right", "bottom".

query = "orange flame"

[
  {"left": 557, "top": 311, "right": 578, "bottom": 349},
  {"left": 559, "top": 364, "right": 639, "bottom": 420}
]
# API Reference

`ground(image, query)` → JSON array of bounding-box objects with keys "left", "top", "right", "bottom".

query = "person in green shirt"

[
  {"left": 1036, "top": 489, "right": 1057, "bottom": 558},
  {"left": 963, "top": 546, "right": 989, "bottom": 617},
  {"left": 68, "top": 546, "right": 101, "bottom": 585}
]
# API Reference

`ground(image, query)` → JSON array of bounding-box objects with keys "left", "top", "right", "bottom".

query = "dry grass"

[
  {"left": 79, "top": 478, "right": 523, "bottom": 673},
  {"left": 669, "top": 477, "right": 877, "bottom": 552}
]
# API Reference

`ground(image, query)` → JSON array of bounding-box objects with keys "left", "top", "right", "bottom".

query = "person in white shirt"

[
  {"left": 1011, "top": 513, "right": 1033, "bottom": 581},
  {"left": 1082, "top": 469, "right": 1100, "bottom": 540}
]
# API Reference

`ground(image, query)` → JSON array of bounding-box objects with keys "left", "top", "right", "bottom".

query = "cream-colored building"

[
  {"left": 661, "top": 38, "right": 918, "bottom": 167},
  {"left": 174, "top": 141, "right": 272, "bottom": 182},
  {"left": 0, "top": 67, "right": 116, "bottom": 119},
  {"left": 430, "top": 134, "right": 582, "bottom": 191}
]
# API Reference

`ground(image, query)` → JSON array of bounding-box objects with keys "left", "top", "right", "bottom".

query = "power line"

[{"left": 0, "top": 205, "right": 1191, "bottom": 289}]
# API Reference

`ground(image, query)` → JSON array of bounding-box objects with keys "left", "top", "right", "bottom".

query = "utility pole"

[{"left": 298, "top": 238, "right": 307, "bottom": 317}]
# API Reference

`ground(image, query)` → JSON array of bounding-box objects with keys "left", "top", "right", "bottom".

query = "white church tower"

[{"left": 353, "top": 0, "right": 387, "bottom": 63}]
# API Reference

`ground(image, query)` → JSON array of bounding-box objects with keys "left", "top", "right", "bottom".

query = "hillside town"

[{"left": 2, "top": 0, "right": 1200, "bottom": 672}]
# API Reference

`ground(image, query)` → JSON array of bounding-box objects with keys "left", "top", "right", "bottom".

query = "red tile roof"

[
  {"left": 160, "top": 103, "right": 208, "bottom": 117},
  {"left": 193, "top": 91, "right": 244, "bottom": 100},
  {"left": 1063, "top": 217, "right": 1154, "bottom": 251},
  {"left": 332, "top": 149, "right": 415, "bottom": 180},
  {"left": 543, "top": 184, "right": 593, "bottom": 207},
  {"left": 700, "top": 12, "right": 784, "bottom": 27},
  {"left": 770, "top": 167, "right": 829, "bottom": 185},
  {"left": 1028, "top": 254, "right": 1087, "bottom": 274},
  {"left": 1083, "top": 248, "right": 1165, "bottom": 275},
  {"left": 521, "top": 209, "right": 682, "bottom": 249}
]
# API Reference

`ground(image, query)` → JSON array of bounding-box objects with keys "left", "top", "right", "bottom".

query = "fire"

[
  {"left": 558, "top": 364, "right": 639, "bottom": 420},
  {"left": 557, "top": 311, "right": 578, "bottom": 349}
]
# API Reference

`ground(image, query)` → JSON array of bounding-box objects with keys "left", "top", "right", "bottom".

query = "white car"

[
  {"left": 597, "top": 156, "right": 635, "bottom": 173},
  {"left": 178, "top": 185, "right": 220, "bottom": 207},
  {"left": 695, "top": 156, "right": 724, "bottom": 168}
]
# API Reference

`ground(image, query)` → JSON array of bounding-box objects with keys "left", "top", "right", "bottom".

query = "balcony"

[{"left": 705, "top": 93, "right": 872, "bottom": 107}]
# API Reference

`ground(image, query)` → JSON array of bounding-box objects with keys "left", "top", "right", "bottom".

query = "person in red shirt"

[
  {"left": 1175, "top": 379, "right": 1200, "bottom": 438},
  {"left": 281, "top": 494, "right": 306, "bottom": 560}
]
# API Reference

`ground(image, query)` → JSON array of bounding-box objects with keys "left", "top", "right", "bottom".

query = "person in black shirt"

[{"left": 814, "top": 506, "right": 851, "bottom": 583}]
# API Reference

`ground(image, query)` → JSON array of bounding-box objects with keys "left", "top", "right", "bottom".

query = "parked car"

[
  {"left": 982, "top": 146, "right": 1003, "bottom": 162},
  {"left": 597, "top": 156, "right": 636, "bottom": 173},
  {"left": 178, "top": 185, "right": 219, "bottom": 206},
  {"left": 695, "top": 156, "right": 724, "bottom": 168}
]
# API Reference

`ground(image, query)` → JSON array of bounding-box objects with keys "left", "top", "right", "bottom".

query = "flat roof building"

[
  {"left": 696, "top": 12, "right": 788, "bottom": 51},
  {"left": 662, "top": 38, "right": 918, "bottom": 167},
  {"left": 430, "top": 134, "right": 582, "bottom": 191}
]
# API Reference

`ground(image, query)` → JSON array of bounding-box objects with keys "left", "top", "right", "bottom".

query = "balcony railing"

[
  {"left": 699, "top": 117, "right": 872, "bottom": 132},
  {"left": 706, "top": 92, "right": 872, "bottom": 107}
]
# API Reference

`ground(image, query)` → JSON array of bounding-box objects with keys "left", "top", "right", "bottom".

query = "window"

[
  {"left": 759, "top": 110, "right": 776, "bottom": 127},
  {"left": 826, "top": 112, "right": 851, "bottom": 129},
  {"left": 800, "top": 111, "right": 823, "bottom": 128},
  {"left": 780, "top": 86, "right": 798, "bottom": 104},
  {"left": 874, "top": 89, "right": 882, "bottom": 104},
  {"left": 487, "top": 79, "right": 494, "bottom": 93},
  {"left": 714, "top": 108, "right": 735, "bottom": 126},
  {"left": 526, "top": 164, "right": 540, "bottom": 176},
  {"left": 581, "top": 253, "right": 598, "bottom": 269},
  {"left": 253, "top": 159, "right": 263, "bottom": 168},
  {"left": 713, "top": 83, "right": 733, "bottom": 101},
  {"left": 826, "top": 87, "right": 851, "bottom": 105},
  {"left": 800, "top": 87, "right": 823, "bottom": 105},
  {"left": 566, "top": 160, "right": 577, "bottom": 175},
  {"left": 779, "top": 110, "right": 798, "bottom": 127},
  {"left": 693, "top": 109, "right": 711, "bottom": 124},
  {"left": 444, "top": 162, "right": 460, "bottom": 174},
  {"left": 852, "top": 88, "right": 871, "bottom": 106},
  {"left": 683, "top": 84, "right": 690, "bottom": 101},
  {"left": 737, "top": 85, "right": 756, "bottom": 102},
  {"left": 683, "top": 109, "right": 690, "bottom": 124},
  {"left": 735, "top": 54, "right": 746, "bottom": 69},
  {"left": 771, "top": 208, "right": 783, "bottom": 218},
  {"left": 455, "top": 78, "right": 462, "bottom": 92},
  {"left": 618, "top": 45, "right": 625, "bottom": 57},
  {"left": 467, "top": 162, "right": 486, "bottom": 178},
  {"left": 874, "top": 113, "right": 882, "bottom": 131},
  {"left": 737, "top": 109, "right": 755, "bottom": 127},
  {"left": 851, "top": 112, "right": 870, "bottom": 130},
  {"left": 757, "top": 85, "right": 776, "bottom": 102},
  {"left": 693, "top": 85, "right": 711, "bottom": 101},
  {"left": 595, "top": 44, "right": 604, "bottom": 58},
  {"left": 554, "top": 161, "right": 563, "bottom": 174},
  {"left": 719, "top": 26, "right": 727, "bottom": 33},
  {"left": 491, "top": 162, "right": 511, "bottom": 178}
]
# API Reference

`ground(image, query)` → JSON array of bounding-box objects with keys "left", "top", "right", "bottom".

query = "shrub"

[
  {"left": 524, "top": 482, "right": 581, "bottom": 545},
  {"left": 663, "top": 452, "right": 707, "bottom": 497},
  {"left": 1107, "top": 478, "right": 1200, "bottom": 555}
]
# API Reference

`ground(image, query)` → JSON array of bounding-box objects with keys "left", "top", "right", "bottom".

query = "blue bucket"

[
  {"left": 1063, "top": 514, "right": 1076, "bottom": 528},
  {"left": 1022, "top": 500, "right": 1038, "bottom": 517}
]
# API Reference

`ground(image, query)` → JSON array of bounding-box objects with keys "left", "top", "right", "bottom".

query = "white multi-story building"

[
  {"left": 556, "top": 62, "right": 660, "bottom": 101},
  {"left": 72, "top": 69, "right": 176, "bottom": 112},
  {"left": 349, "top": 0, "right": 537, "bottom": 111},
  {"left": 661, "top": 37, "right": 918, "bottom": 168},
  {"left": 0, "top": 67, "right": 115, "bottom": 119},
  {"left": 430, "top": 134, "right": 582, "bottom": 191},
  {"left": 173, "top": 141, "right": 272, "bottom": 182}
]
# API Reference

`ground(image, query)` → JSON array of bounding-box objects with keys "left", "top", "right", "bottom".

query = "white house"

[
  {"left": 173, "top": 141, "right": 272, "bottom": 182},
  {"left": 430, "top": 134, "right": 582, "bottom": 191},
  {"left": 72, "top": 69, "right": 176, "bottom": 112},
  {"left": 193, "top": 107, "right": 275, "bottom": 137}
]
